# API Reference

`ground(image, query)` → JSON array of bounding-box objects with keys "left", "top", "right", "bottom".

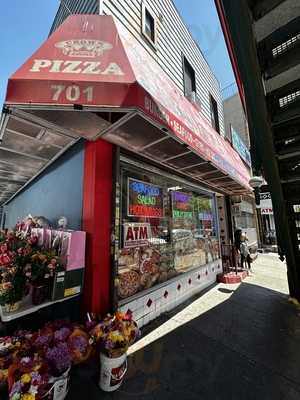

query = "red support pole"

[{"left": 82, "top": 138, "right": 113, "bottom": 315}]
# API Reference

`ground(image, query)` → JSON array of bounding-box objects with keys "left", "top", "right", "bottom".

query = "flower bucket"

[
  {"left": 99, "top": 352, "right": 127, "bottom": 392},
  {"left": 32, "top": 284, "right": 48, "bottom": 306},
  {"left": 42, "top": 367, "right": 71, "bottom": 400}
]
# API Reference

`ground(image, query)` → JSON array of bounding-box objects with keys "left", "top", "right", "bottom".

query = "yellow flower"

[
  {"left": 109, "top": 331, "right": 125, "bottom": 343},
  {"left": 21, "top": 374, "right": 31, "bottom": 384},
  {"left": 21, "top": 394, "right": 35, "bottom": 400}
]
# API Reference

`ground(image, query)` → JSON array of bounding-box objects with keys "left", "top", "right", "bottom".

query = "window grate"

[
  {"left": 272, "top": 34, "right": 300, "bottom": 58},
  {"left": 279, "top": 90, "right": 300, "bottom": 108}
]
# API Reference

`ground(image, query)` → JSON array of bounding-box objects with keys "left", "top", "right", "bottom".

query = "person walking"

[{"left": 240, "top": 234, "right": 252, "bottom": 270}]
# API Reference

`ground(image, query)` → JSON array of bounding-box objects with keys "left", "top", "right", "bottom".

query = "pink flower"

[
  {"left": 50, "top": 259, "right": 57, "bottom": 266},
  {"left": 23, "top": 247, "right": 31, "bottom": 256},
  {"left": 25, "top": 272, "right": 31, "bottom": 278},
  {"left": 0, "top": 243, "right": 8, "bottom": 254},
  {"left": 0, "top": 254, "right": 12, "bottom": 266},
  {"left": 29, "top": 236, "right": 38, "bottom": 245},
  {"left": 3, "top": 282, "right": 12, "bottom": 290},
  {"left": 17, "top": 247, "right": 24, "bottom": 255}
]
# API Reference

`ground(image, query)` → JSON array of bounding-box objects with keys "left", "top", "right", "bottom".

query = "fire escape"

[{"left": 215, "top": 0, "right": 300, "bottom": 299}]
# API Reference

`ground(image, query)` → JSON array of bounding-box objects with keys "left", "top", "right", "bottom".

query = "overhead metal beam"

[
  {"left": 254, "top": 0, "right": 300, "bottom": 41},
  {"left": 218, "top": 0, "right": 300, "bottom": 298}
]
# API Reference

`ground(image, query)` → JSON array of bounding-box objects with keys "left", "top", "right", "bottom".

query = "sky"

[{"left": 0, "top": 0, "right": 235, "bottom": 107}]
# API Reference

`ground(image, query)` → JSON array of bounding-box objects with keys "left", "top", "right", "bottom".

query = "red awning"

[{"left": 1, "top": 14, "right": 251, "bottom": 203}]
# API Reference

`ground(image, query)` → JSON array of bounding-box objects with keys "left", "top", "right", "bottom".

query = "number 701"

[{"left": 51, "top": 85, "right": 94, "bottom": 102}]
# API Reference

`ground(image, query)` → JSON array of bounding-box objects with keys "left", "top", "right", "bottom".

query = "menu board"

[
  {"left": 171, "top": 191, "right": 194, "bottom": 219},
  {"left": 128, "top": 178, "right": 164, "bottom": 218}
]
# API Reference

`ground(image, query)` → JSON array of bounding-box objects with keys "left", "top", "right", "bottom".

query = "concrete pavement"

[{"left": 69, "top": 254, "right": 300, "bottom": 399}]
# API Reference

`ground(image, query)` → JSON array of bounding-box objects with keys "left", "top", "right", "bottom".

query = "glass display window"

[{"left": 116, "top": 161, "right": 220, "bottom": 301}]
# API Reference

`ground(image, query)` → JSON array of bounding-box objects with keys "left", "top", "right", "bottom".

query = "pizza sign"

[{"left": 124, "top": 223, "right": 152, "bottom": 248}]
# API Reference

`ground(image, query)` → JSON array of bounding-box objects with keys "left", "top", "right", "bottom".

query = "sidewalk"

[{"left": 69, "top": 254, "right": 300, "bottom": 399}]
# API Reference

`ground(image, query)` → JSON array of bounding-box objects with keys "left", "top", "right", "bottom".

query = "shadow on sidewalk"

[{"left": 68, "top": 280, "right": 300, "bottom": 400}]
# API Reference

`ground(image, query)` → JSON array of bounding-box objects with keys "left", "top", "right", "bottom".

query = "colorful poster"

[
  {"left": 171, "top": 191, "right": 193, "bottom": 219},
  {"left": 128, "top": 178, "right": 164, "bottom": 218},
  {"left": 123, "top": 222, "right": 152, "bottom": 248}
]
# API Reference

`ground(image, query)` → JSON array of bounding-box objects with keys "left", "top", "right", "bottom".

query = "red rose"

[
  {"left": 0, "top": 243, "right": 8, "bottom": 254},
  {"left": 28, "top": 236, "right": 38, "bottom": 245},
  {"left": 0, "top": 254, "right": 11, "bottom": 266}
]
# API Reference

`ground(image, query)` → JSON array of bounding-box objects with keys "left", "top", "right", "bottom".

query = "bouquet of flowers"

[
  {"left": 0, "top": 337, "right": 14, "bottom": 390},
  {"left": 0, "top": 223, "right": 64, "bottom": 310},
  {"left": 0, "top": 331, "right": 34, "bottom": 396},
  {"left": 90, "top": 311, "right": 140, "bottom": 358},
  {"left": 32, "top": 321, "right": 92, "bottom": 372},
  {"left": 30, "top": 253, "right": 62, "bottom": 285},
  {"left": 0, "top": 267, "right": 26, "bottom": 311},
  {"left": 8, "top": 356, "right": 52, "bottom": 400},
  {"left": 0, "top": 229, "right": 39, "bottom": 310}
]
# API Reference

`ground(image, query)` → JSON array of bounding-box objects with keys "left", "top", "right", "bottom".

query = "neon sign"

[
  {"left": 171, "top": 191, "right": 193, "bottom": 219},
  {"left": 128, "top": 178, "right": 164, "bottom": 218}
]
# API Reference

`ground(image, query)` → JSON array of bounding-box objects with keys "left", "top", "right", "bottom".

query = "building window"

[
  {"left": 183, "top": 56, "right": 196, "bottom": 99},
  {"left": 210, "top": 94, "right": 220, "bottom": 134},
  {"left": 142, "top": 4, "right": 156, "bottom": 45},
  {"left": 116, "top": 161, "right": 219, "bottom": 301}
]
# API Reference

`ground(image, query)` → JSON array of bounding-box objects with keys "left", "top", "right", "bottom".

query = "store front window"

[{"left": 117, "top": 161, "right": 220, "bottom": 301}]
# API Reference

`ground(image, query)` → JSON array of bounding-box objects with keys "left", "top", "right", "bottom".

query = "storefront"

[
  {"left": 115, "top": 155, "right": 221, "bottom": 324},
  {"left": 0, "top": 15, "right": 252, "bottom": 327}
]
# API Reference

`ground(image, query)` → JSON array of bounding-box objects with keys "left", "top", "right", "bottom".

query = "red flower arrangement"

[{"left": 0, "top": 225, "right": 62, "bottom": 309}]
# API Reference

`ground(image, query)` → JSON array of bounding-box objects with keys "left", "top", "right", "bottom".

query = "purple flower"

[
  {"left": 54, "top": 327, "right": 71, "bottom": 342},
  {"left": 69, "top": 335, "right": 87, "bottom": 353},
  {"left": 34, "top": 334, "right": 51, "bottom": 348},
  {"left": 30, "top": 371, "right": 41, "bottom": 384},
  {"left": 104, "top": 339, "right": 114, "bottom": 350},
  {"left": 46, "top": 342, "right": 71, "bottom": 375},
  {"left": 20, "top": 357, "right": 33, "bottom": 369},
  {"left": 10, "top": 381, "right": 22, "bottom": 396}
]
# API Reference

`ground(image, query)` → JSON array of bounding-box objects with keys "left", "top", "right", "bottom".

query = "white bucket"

[
  {"left": 44, "top": 367, "right": 70, "bottom": 400},
  {"left": 99, "top": 352, "right": 127, "bottom": 392}
]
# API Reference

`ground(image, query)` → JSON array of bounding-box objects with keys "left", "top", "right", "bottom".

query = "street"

[{"left": 69, "top": 254, "right": 300, "bottom": 399}]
